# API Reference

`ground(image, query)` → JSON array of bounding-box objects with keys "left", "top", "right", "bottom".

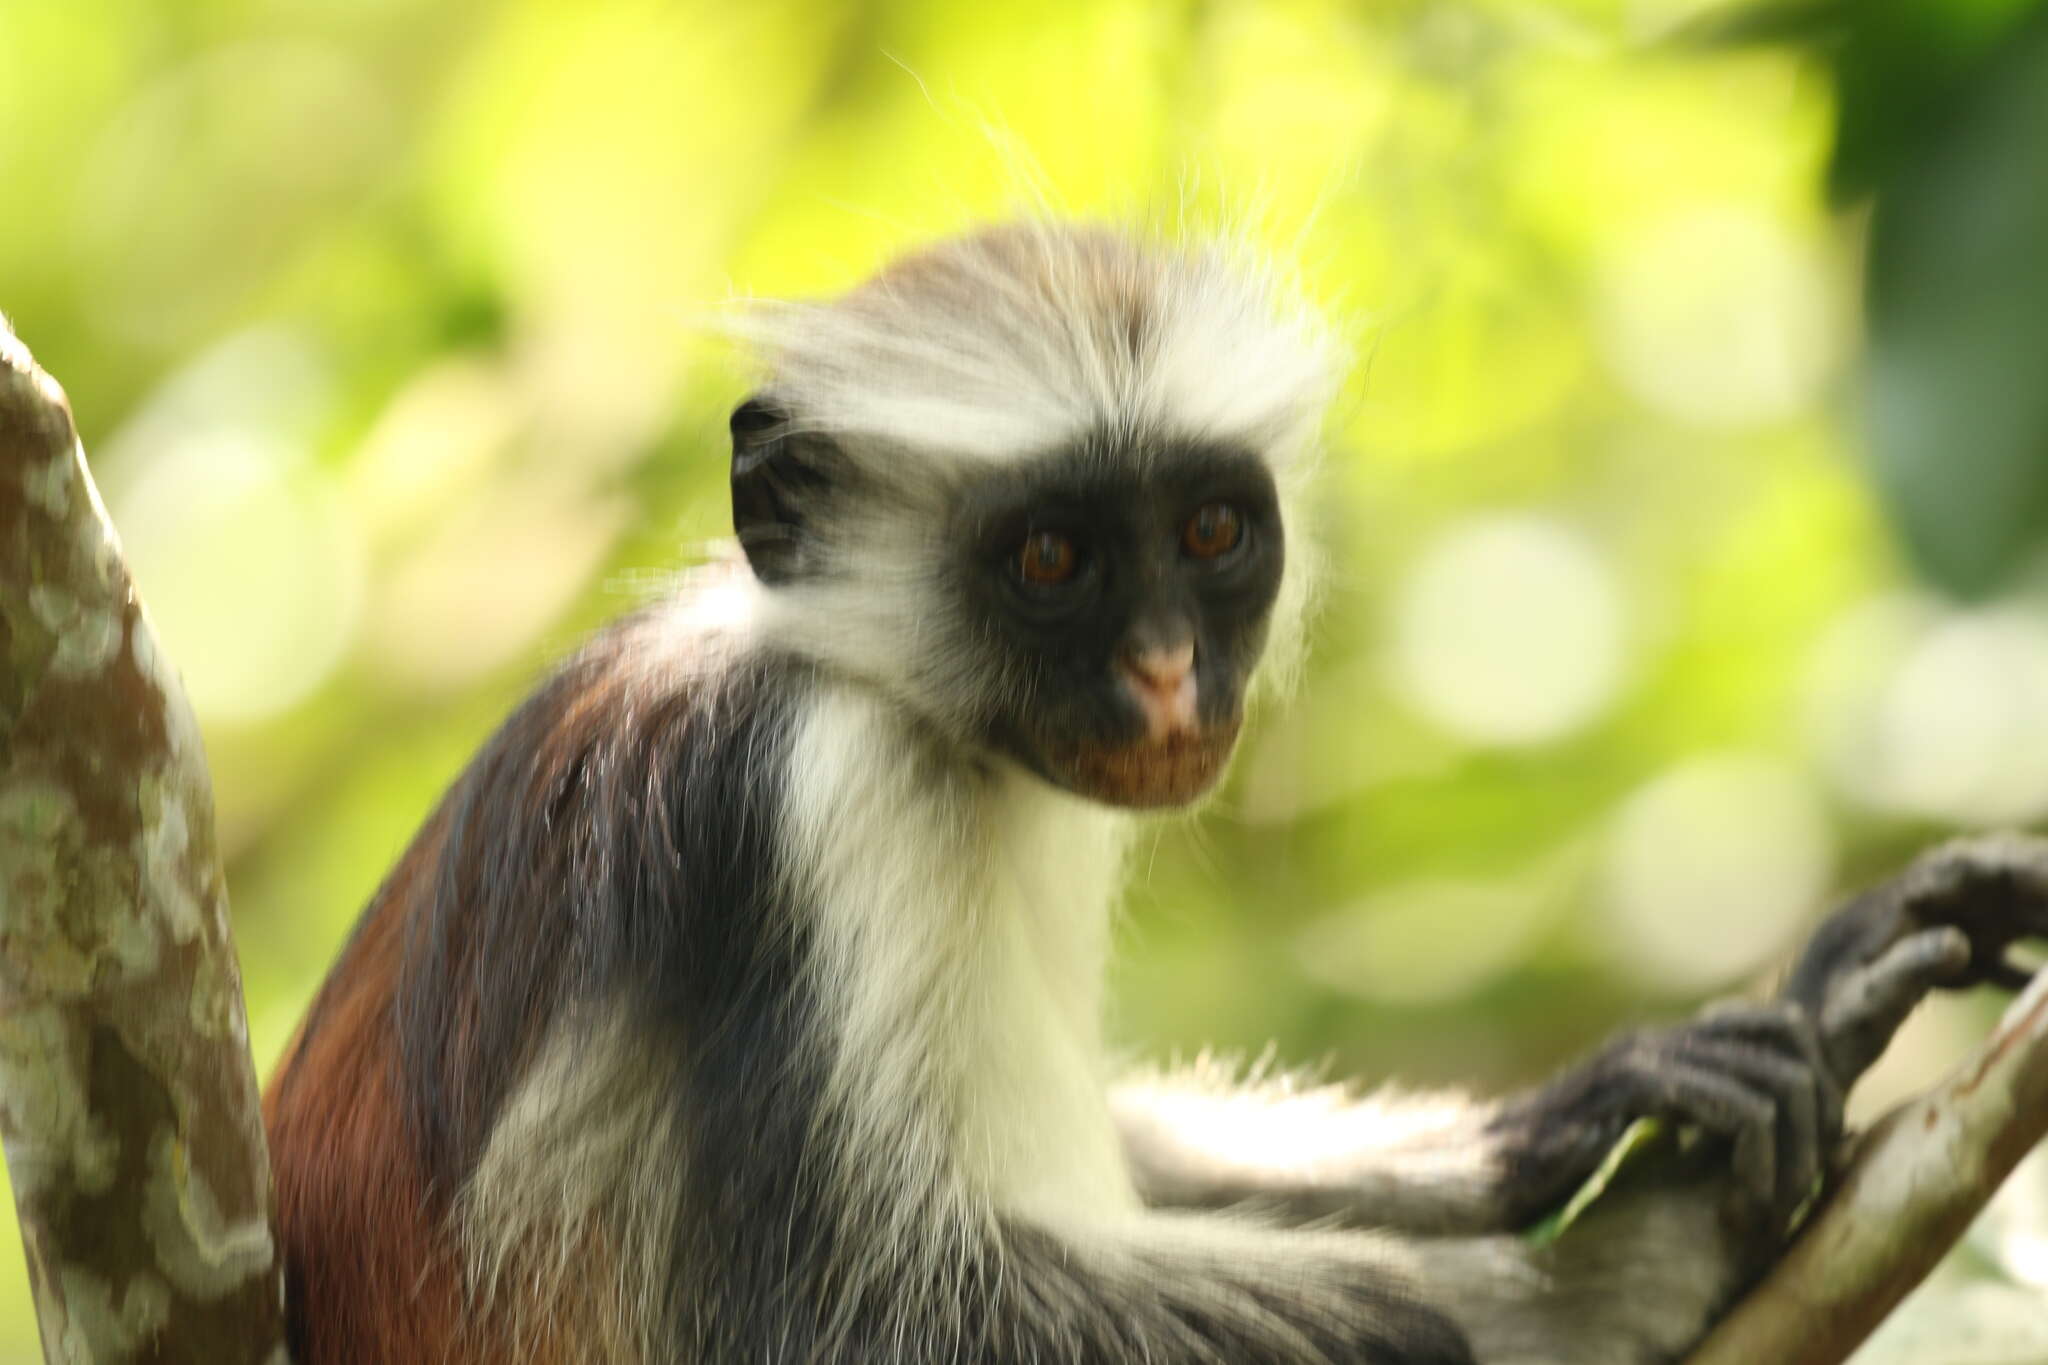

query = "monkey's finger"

[
  {"left": 1954, "top": 833, "right": 2048, "bottom": 893},
  {"left": 1985, "top": 957, "right": 2041, "bottom": 993},
  {"left": 1787, "top": 836, "right": 2048, "bottom": 1017},
  {"left": 1623, "top": 1059, "right": 1778, "bottom": 1217},
  {"left": 1667, "top": 1039, "right": 1824, "bottom": 1221},
  {"left": 1782, "top": 891, "right": 1900, "bottom": 1018},
  {"left": 1818, "top": 926, "right": 1971, "bottom": 1085},
  {"left": 1912, "top": 833, "right": 2048, "bottom": 900},
  {"left": 1905, "top": 834, "right": 2048, "bottom": 935},
  {"left": 1691, "top": 1002, "right": 1844, "bottom": 1144},
  {"left": 1822, "top": 926, "right": 1970, "bottom": 1031}
]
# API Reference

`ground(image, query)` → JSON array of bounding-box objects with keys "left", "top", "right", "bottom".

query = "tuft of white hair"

[{"left": 730, "top": 222, "right": 1340, "bottom": 471}]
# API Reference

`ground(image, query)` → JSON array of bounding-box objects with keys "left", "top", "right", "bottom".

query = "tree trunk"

[{"left": 0, "top": 323, "right": 289, "bottom": 1363}]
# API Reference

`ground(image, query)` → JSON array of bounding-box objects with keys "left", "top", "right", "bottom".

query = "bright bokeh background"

[{"left": 4, "top": 0, "right": 2047, "bottom": 1358}]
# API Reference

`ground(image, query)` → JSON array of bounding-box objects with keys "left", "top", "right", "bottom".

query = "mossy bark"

[{"left": 0, "top": 324, "right": 288, "bottom": 1364}]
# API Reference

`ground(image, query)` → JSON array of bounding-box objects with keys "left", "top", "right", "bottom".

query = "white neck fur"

[{"left": 781, "top": 678, "right": 1139, "bottom": 1226}]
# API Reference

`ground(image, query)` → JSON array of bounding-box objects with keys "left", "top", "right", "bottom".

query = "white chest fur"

[{"left": 782, "top": 682, "right": 1139, "bottom": 1223}]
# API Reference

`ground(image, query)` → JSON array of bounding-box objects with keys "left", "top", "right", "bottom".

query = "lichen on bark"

[{"left": 0, "top": 323, "right": 288, "bottom": 1363}]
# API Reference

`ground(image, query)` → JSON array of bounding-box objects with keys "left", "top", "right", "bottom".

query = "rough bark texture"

[
  {"left": 0, "top": 323, "right": 288, "bottom": 1364},
  {"left": 1685, "top": 967, "right": 2048, "bottom": 1365}
]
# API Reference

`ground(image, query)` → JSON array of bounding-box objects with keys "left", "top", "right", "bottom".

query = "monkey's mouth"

[{"left": 1043, "top": 723, "right": 1242, "bottom": 809}]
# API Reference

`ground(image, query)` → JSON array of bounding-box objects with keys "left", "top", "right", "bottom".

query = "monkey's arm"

[
  {"left": 1118, "top": 838, "right": 2048, "bottom": 1361},
  {"left": 1112, "top": 1070, "right": 1518, "bottom": 1233},
  {"left": 1113, "top": 994, "right": 1859, "bottom": 1239},
  {"left": 1123, "top": 836, "right": 2048, "bottom": 1237}
]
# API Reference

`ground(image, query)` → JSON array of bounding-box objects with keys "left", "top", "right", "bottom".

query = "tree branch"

[
  {"left": 0, "top": 324, "right": 289, "bottom": 1362},
  {"left": 1685, "top": 967, "right": 2048, "bottom": 1365}
]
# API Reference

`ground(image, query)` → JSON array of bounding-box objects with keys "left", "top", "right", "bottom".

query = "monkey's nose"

[{"left": 1120, "top": 642, "right": 1198, "bottom": 739}]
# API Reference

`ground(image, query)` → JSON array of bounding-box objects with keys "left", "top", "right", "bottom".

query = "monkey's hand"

[
  {"left": 1484, "top": 999, "right": 1843, "bottom": 1236},
  {"left": 1490, "top": 833, "right": 2048, "bottom": 1239},
  {"left": 1781, "top": 832, "right": 2048, "bottom": 1085}
]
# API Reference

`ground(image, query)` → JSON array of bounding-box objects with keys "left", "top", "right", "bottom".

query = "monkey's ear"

[{"left": 730, "top": 396, "right": 832, "bottom": 586}]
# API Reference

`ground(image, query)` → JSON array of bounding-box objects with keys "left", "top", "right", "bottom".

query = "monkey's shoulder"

[{"left": 274, "top": 599, "right": 794, "bottom": 1169}]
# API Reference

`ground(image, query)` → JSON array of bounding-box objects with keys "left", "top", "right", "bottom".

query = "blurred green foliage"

[
  {"left": 1861, "top": 6, "right": 2048, "bottom": 600},
  {"left": 3, "top": 0, "right": 2047, "bottom": 1356},
  {"left": 1704, "top": 0, "right": 2048, "bottom": 599}
]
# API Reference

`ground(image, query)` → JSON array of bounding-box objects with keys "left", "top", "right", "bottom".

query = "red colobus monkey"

[{"left": 265, "top": 223, "right": 2046, "bottom": 1363}]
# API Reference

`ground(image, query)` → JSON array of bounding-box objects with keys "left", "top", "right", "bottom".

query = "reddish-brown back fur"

[
  {"left": 264, "top": 611, "right": 694, "bottom": 1364},
  {"left": 264, "top": 811, "right": 499, "bottom": 1365}
]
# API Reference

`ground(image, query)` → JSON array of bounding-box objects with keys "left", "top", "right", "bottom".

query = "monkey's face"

[
  {"left": 731, "top": 400, "right": 1293, "bottom": 810},
  {"left": 948, "top": 440, "right": 1285, "bottom": 809}
]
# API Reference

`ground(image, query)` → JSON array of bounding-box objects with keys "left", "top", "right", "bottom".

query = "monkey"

[{"left": 263, "top": 222, "right": 2048, "bottom": 1365}]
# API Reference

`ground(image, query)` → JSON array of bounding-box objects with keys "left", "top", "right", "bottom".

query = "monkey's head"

[{"left": 729, "top": 224, "right": 1334, "bottom": 809}]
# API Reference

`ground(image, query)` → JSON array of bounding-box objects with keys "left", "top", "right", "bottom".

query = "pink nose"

[{"left": 1121, "top": 643, "right": 1198, "bottom": 739}]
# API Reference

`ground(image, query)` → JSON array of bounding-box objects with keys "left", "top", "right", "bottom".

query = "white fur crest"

[{"left": 732, "top": 222, "right": 1340, "bottom": 470}]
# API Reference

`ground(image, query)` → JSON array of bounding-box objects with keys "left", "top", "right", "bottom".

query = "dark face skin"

[
  {"left": 730, "top": 401, "right": 1285, "bottom": 809},
  {"left": 949, "top": 438, "right": 1285, "bottom": 808}
]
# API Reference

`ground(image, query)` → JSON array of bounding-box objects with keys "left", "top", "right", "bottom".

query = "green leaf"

[{"left": 1522, "top": 1117, "right": 1669, "bottom": 1248}]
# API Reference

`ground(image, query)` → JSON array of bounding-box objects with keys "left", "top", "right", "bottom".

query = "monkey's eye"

[
  {"left": 1015, "top": 530, "right": 1080, "bottom": 586},
  {"left": 1181, "top": 503, "right": 1244, "bottom": 560}
]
